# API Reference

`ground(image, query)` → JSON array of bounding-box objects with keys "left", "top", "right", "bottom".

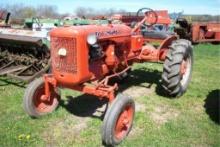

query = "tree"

[
  {"left": 1, "top": 4, "right": 59, "bottom": 19},
  {"left": 74, "top": 7, "right": 127, "bottom": 18},
  {"left": 36, "top": 5, "right": 58, "bottom": 18},
  {"left": 75, "top": 7, "right": 88, "bottom": 18}
]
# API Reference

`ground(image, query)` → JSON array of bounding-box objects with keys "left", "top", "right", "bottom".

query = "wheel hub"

[
  {"left": 180, "top": 60, "right": 187, "bottom": 75},
  {"left": 40, "top": 95, "right": 49, "bottom": 101},
  {"left": 180, "top": 57, "right": 192, "bottom": 86},
  {"left": 33, "top": 86, "right": 58, "bottom": 113},
  {"left": 114, "top": 105, "right": 134, "bottom": 140}
]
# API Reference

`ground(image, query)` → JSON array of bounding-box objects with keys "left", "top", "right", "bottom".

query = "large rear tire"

[
  {"left": 102, "top": 94, "right": 135, "bottom": 146},
  {"left": 162, "top": 39, "right": 193, "bottom": 97},
  {"left": 23, "top": 77, "right": 60, "bottom": 118}
]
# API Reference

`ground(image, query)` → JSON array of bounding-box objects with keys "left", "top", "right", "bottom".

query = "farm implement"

[
  {"left": 0, "top": 13, "right": 52, "bottom": 82},
  {"left": 0, "top": 28, "right": 50, "bottom": 82},
  {"left": 23, "top": 8, "right": 194, "bottom": 146},
  {"left": 175, "top": 18, "right": 220, "bottom": 43},
  {"left": 24, "top": 17, "right": 109, "bottom": 29}
]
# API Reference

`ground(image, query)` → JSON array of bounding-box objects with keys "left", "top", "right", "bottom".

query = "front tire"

[
  {"left": 162, "top": 39, "right": 193, "bottom": 97},
  {"left": 102, "top": 94, "right": 135, "bottom": 146},
  {"left": 23, "top": 77, "right": 60, "bottom": 118}
]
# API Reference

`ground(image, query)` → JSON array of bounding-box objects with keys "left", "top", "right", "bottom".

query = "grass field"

[{"left": 0, "top": 44, "right": 219, "bottom": 147}]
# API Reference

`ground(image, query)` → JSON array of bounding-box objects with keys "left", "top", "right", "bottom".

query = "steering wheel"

[
  {"left": 133, "top": 8, "right": 158, "bottom": 33},
  {"left": 137, "top": 8, "right": 158, "bottom": 27}
]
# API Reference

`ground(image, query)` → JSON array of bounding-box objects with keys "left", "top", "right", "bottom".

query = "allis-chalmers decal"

[{"left": 95, "top": 30, "right": 120, "bottom": 38}]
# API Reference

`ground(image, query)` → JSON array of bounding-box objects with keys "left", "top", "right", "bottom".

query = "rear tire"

[
  {"left": 162, "top": 39, "right": 193, "bottom": 97},
  {"left": 23, "top": 77, "right": 60, "bottom": 118},
  {"left": 102, "top": 94, "right": 135, "bottom": 146}
]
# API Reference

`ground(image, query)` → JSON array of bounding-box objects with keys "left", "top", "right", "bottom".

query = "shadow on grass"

[
  {"left": 117, "top": 67, "right": 162, "bottom": 93},
  {"left": 204, "top": 89, "right": 220, "bottom": 124},
  {"left": 117, "top": 67, "right": 167, "bottom": 97},
  {"left": 59, "top": 68, "right": 164, "bottom": 120},
  {"left": 59, "top": 94, "right": 109, "bottom": 120}
]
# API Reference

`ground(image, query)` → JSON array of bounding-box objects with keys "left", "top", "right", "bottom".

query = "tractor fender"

[{"left": 158, "top": 35, "right": 177, "bottom": 50}]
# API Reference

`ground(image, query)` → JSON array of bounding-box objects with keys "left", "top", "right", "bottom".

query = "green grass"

[{"left": 0, "top": 44, "right": 220, "bottom": 147}]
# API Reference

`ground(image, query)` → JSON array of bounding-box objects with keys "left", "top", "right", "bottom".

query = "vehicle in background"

[{"left": 175, "top": 18, "right": 220, "bottom": 43}]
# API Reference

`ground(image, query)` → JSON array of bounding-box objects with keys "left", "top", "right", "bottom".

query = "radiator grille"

[{"left": 51, "top": 37, "right": 77, "bottom": 73}]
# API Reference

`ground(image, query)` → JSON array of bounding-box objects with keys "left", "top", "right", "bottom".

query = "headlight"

[
  {"left": 87, "top": 34, "right": 97, "bottom": 45},
  {"left": 58, "top": 48, "right": 67, "bottom": 56}
]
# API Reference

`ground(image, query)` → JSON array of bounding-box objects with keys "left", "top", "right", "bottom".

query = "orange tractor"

[{"left": 23, "top": 9, "right": 193, "bottom": 146}]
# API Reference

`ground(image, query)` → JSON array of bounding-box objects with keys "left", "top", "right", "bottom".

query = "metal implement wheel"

[
  {"left": 162, "top": 39, "right": 193, "bottom": 97},
  {"left": 102, "top": 94, "right": 135, "bottom": 146},
  {"left": 23, "top": 77, "right": 60, "bottom": 118}
]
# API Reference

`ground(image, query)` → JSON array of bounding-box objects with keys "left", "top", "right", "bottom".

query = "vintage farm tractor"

[{"left": 23, "top": 9, "right": 193, "bottom": 146}]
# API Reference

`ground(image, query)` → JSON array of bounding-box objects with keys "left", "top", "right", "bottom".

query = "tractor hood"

[
  {"left": 50, "top": 24, "right": 132, "bottom": 86},
  {"left": 50, "top": 24, "right": 132, "bottom": 40}
]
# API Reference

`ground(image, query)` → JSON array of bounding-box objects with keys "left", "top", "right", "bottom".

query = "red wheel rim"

[
  {"left": 114, "top": 104, "right": 134, "bottom": 140},
  {"left": 180, "top": 57, "right": 191, "bottom": 86},
  {"left": 180, "top": 60, "right": 187, "bottom": 76},
  {"left": 33, "top": 85, "right": 58, "bottom": 113}
]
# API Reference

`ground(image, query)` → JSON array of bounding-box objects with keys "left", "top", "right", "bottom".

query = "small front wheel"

[
  {"left": 102, "top": 94, "right": 135, "bottom": 146},
  {"left": 23, "top": 77, "right": 60, "bottom": 118}
]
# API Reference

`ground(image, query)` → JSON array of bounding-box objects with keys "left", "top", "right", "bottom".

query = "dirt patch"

[
  {"left": 128, "top": 125, "right": 144, "bottom": 139},
  {"left": 42, "top": 115, "right": 89, "bottom": 146},
  {"left": 121, "top": 85, "right": 152, "bottom": 113},
  {"left": 150, "top": 104, "right": 180, "bottom": 126},
  {"left": 192, "top": 102, "right": 204, "bottom": 113},
  {"left": 135, "top": 102, "right": 146, "bottom": 112},
  {"left": 122, "top": 86, "right": 153, "bottom": 98}
]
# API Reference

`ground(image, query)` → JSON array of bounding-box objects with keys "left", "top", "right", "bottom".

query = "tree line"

[
  {"left": 0, "top": 4, "right": 59, "bottom": 19},
  {"left": 0, "top": 4, "right": 127, "bottom": 19},
  {"left": 183, "top": 15, "right": 220, "bottom": 22},
  {"left": 0, "top": 3, "right": 219, "bottom": 22}
]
